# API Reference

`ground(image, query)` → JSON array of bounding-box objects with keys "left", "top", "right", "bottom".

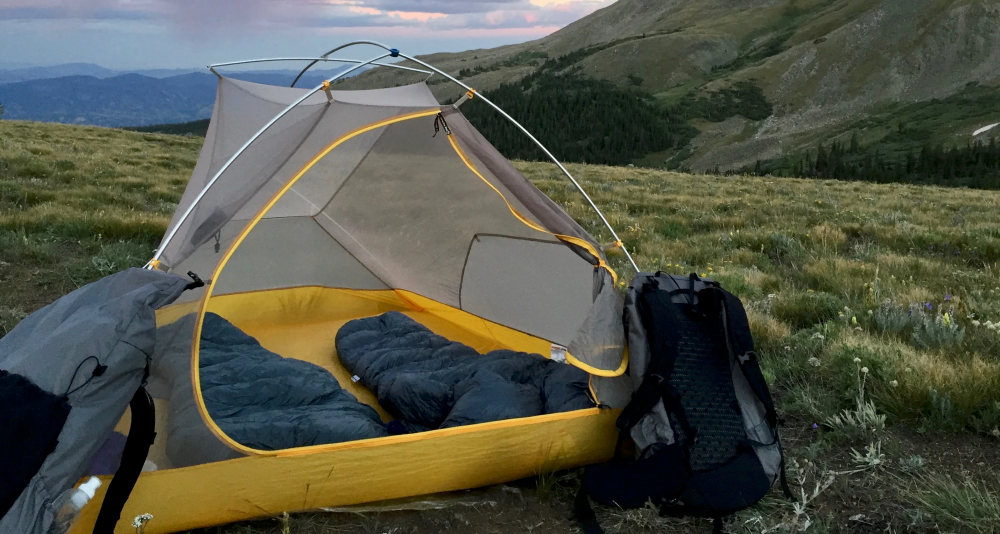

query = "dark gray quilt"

[
  {"left": 199, "top": 313, "right": 388, "bottom": 450},
  {"left": 336, "top": 311, "right": 593, "bottom": 432}
]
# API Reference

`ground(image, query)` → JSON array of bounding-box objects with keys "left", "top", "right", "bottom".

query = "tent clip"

[
  {"left": 321, "top": 80, "right": 334, "bottom": 102},
  {"left": 185, "top": 271, "right": 206, "bottom": 291},
  {"left": 452, "top": 88, "right": 476, "bottom": 109}
]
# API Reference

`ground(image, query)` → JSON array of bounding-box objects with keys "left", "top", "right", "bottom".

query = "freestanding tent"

[{"left": 3, "top": 42, "right": 643, "bottom": 534}]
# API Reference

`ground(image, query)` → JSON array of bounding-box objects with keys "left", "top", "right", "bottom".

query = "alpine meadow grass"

[{"left": 2, "top": 119, "right": 999, "bottom": 532}]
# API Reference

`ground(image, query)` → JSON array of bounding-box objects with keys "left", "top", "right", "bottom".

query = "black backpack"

[{"left": 576, "top": 272, "right": 790, "bottom": 533}]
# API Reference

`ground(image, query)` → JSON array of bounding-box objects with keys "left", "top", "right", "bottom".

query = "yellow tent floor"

[{"left": 71, "top": 286, "right": 619, "bottom": 534}]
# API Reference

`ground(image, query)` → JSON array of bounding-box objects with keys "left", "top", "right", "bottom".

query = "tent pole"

[
  {"left": 396, "top": 52, "right": 640, "bottom": 273},
  {"left": 207, "top": 57, "right": 431, "bottom": 76},
  {"left": 292, "top": 40, "right": 401, "bottom": 87},
  {"left": 146, "top": 51, "right": 392, "bottom": 268}
]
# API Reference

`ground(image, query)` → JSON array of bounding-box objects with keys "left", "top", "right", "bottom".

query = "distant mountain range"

[
  {"left": 0, "top": 62, "right": 203, "bottom": 85},
  {"left": 0, "top": 65, "right": 357, "bottom": 127}
]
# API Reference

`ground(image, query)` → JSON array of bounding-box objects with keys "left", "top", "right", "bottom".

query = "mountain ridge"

[
  {"left": 339, "top": 0, "right": 1000, "bottom": 172},
  {"left": 0, "top": 68, "right": 356, "bottom": 127}
]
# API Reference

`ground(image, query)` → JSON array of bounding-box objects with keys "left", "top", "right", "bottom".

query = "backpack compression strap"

[{"left": 92, "top": 386, "right": 156, "bottom": 534}]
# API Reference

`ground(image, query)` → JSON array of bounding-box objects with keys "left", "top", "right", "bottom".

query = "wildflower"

[
  {"left": 972, "top": 320, "right": 981, "bottom": 327},
  {"left": 839, "top": 311, "right": 845, "bottom": 317},
  {"left": 861, "top": 367, "right": 869, "bottom": 374},
  {"left": 992, "top": 428, "right": 1000, "bottom": 438},
  {"left": 890, "top": 380, "right": 899, "bottom": 388},
  {"left": 810, "top": 332, "right": 825, "bottom": 340},
  {"left": 926, "top": 302, "right": 933, "bottom": 311},
  {"left": 808, "top": 357, "right": 821, "bottom": 367},
  {"left": 943, "top": 313, "right": 951, "bottom": 327},
  {"left": 807, "top": 289, "right": 814, "bottom": 293},
  {"left": 133, "top": 514, "right": 153, "bottom": 528},
  {"left": 945, "top": 293, "right": 951, "bottom": 301},
  {"left": 905, "top": 367, "right": 913, "bottom": 373},
  {"left": 851, "top": 316, "right": 858, "bottom": 326},
  {"left": 812, "top": 423, "right": 819, "bottom": 430},
  {"left": 867, "top": 310, "right": 873, "bottom": 315},
  {"left": 854, "top": 357, "right": 862, "bottom": 364}
]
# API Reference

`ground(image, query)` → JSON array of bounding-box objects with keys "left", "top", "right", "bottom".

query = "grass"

[
  {"left": 904, "top": 473, "right": 1000, "bottom": 533},
  {"left": 2, "top": 119, "right": 1000, "bottom": 532},
  {"left": 0, "top": 120, "right": 200, "bottom": 334}
]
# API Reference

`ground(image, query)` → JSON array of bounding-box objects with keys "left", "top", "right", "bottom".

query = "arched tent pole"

[
  {"left": 294, "top": 40, "right": 640, "bottom": 272},
  {"left": 291, "top": 40, "right": 400, "bottom": 87},
  {"left": 153, "top": 40, "right": 639, "bottom": 273},
  {"left": 207, "top": 57, "right": 432, "bottom": 76},
  {"left": 146, "top": 51, "right": 392, "bottom": 269}
]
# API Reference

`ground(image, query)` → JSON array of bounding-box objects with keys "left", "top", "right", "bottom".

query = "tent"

[{"left": 3, "top": 42, "right": 641, "bottom": 534}]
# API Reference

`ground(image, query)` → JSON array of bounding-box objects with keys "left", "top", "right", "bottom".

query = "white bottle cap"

[{"left": 70, "top": 477, "right": 102, "bottom": 509}]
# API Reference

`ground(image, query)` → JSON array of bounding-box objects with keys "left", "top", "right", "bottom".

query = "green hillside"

[
  {"left": 2, "top": 121, "right": 999, "bottom": 533},
  {"left": 340, "top": 0, "right": 1000, "bottom": 177}
]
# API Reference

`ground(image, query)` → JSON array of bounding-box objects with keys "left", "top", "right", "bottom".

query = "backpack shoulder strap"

[
  {"left": 714, "top": 288, "right": 794, "bottom": 499},
  {"left": 92, "top": 385, "right": 156, "bottom": 534},
  {"left": 716, "top": 289, "right": 777, "bottom": 428},
  {"left": 616, "top": 283, "right": 697, "bottom": 454}
]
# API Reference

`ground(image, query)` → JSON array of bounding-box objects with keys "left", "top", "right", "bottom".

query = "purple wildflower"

[
  {"left": 945, "top": 294, "right": 951, "bottom": 301},
  {"left": 926, "top": 302, "right": 933, "bottom": 311},
  {"left": 812, "top": 423, "right": 819, "bottom": 430}
]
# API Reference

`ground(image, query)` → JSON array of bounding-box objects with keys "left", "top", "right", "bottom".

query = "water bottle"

[{"left": 49, "top": 477, "right": 102, "bottom": 534}]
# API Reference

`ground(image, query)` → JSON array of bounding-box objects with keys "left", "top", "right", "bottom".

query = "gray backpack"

[{"left": 577, "top": 272, "right": 790, "bottom": 533}]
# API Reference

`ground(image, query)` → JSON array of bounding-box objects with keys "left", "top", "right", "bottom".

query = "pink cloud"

[
  {"left": 484, "top": 10, "right": 506, "bottom": 26},
  {"left": 0, "top": 0, "right": 615, "bottom": 35},
  {"left": 348, "top": 5, "right": 381, "bottom": 15},
  {"left": 386, "top": 10, "right": 447, "bottom": 22}
]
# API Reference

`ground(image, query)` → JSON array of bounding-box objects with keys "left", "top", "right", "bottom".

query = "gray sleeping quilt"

[
  {"left": 336, "top": 311, "right": 594, "bottom": 432},
  {"left": 199, "top": 313, "right": 388, "bottom": 450}
]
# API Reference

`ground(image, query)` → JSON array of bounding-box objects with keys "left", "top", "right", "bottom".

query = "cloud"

[{"left": 0, "top": 0, "right": 612, "bottom": 34}]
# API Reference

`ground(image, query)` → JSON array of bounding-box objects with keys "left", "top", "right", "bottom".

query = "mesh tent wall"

[{"left": 69, "top": 50, "right": 633, "bottom": 534}]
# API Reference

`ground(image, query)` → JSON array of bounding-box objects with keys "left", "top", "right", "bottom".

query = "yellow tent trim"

[
  {"left": 186, "top": 107, "right": 627, "bottom": 457},
  {"left": 71, "top": 407, "right": 619, "bottom": 534},
  {"left": 191, "top": 109, "right": 442, "bottom": 456},
  {"left": 178, "top": 284, "right": 624, "bottom": 456},
  {"left": 446, "top": 132, "right": 619, "bottom": 286}
]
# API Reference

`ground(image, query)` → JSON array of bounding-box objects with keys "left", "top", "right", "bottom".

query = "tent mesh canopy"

[{"left": 147, "top": 76, "right": 628, "bottom": 469}]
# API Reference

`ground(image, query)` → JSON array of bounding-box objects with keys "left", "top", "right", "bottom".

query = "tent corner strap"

[{"left": 148, "top": 41, "right": 640, "bottom": 274}]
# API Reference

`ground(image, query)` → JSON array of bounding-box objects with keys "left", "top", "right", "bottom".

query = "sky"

[{"left": 0, "top": 0, "right": 614, "bottom": 70}]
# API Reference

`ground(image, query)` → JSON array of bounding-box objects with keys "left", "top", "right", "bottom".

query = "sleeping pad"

[
  {"left": 198, "top": 313, "right": 388, "bottom": 450},
  {"left": 336, "top": 311, "right": 594, "bottom": 432}
]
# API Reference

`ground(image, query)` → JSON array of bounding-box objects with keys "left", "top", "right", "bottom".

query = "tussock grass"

[
  {"left": 519, "top": 161, "right": 1000, "bottom": 434},
  {"left": 0, "top": 120, "right": 199, "bottom": 328},
  {"left": 904, "top": 473, "right": 1000, "bottom": 534}
]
